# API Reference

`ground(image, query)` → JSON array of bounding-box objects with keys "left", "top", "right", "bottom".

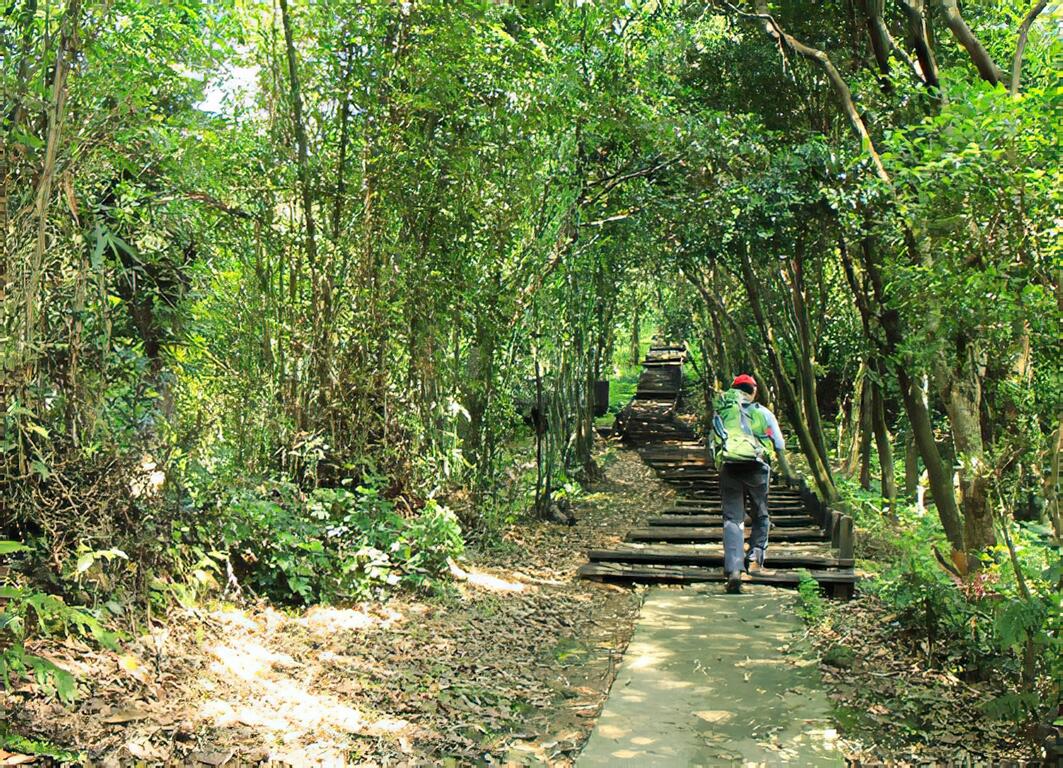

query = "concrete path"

[{"left": 577, "top": 587, "right": 842, "bottom": 767}]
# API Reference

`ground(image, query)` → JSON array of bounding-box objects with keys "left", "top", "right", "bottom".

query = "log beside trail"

[{"left": 580, "top": 342, "right": 858, "bottom": 599}]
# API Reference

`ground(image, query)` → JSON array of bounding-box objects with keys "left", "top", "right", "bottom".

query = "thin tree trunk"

[
  {"left": 740, "top": 251, "right": 836, "bottom": 500},
  {"left": 937, "top": 0, "right": 1005, "bottom": 85},
  {"left": 331, "top": 41, "right": 355, "bottom": 240},
  {"left": 26, "top": 0, "right": 80, "bottom": 372},
  {"left": 857, "top": 377, "right": 873, "bottom": 490},
  {"left": 845, "top": 235, "right": 966, "bottom": 554},
  {"left": 278, "top": 0, "right": 326, "bottom": 411},
  {"left": 629, "top": 301, "right": 640, "bottom": 366},
  {"left": 871, "top": 374, "right": 898, "bottom": 517},
  {"left": 1044, "top": 418, "right": 1062, "bottom": 542},
  {"left": 1011, "top": 1, "right": 1049, "bottom": 95},
  {"left": 0, "top": 148, "right": 8, "bottom": 303},
  {"left": 898, "top": 0, "right": 941, "bottom": 89},
  {"left": 905, "top": 429, "right": 920, "bottom": 498},
  {"left": 783, "top": 251, "right": 831, "bottom": 465},
  {"left": 845, "top": 362, "right": 867, "bottom": 477}
]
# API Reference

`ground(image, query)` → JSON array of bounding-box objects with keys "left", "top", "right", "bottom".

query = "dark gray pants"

[{"left": 720, "top": 462, "right": 771, "bottom": 574}]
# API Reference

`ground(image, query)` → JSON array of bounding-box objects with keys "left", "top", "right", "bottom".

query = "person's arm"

[{"left": 762, "top": 408, "right": 792, "bottom": 477}]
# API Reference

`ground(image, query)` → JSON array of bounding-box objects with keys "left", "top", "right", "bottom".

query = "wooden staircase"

[{"left": 580, "top": 343, "right": 858, "bottom": 598}]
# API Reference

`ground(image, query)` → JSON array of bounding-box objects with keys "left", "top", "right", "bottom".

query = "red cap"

[{"left": 732, "top": 374, "right": 757, "bottom": 389}]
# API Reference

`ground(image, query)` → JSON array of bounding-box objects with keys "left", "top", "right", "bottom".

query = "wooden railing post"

[{"left": 838, "top": 515, "right": 855, "bottom": 560}]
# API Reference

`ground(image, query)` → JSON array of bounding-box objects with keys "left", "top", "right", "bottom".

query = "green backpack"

[{"left": 712, "top": 388, "right": 769, "bottom": 466}]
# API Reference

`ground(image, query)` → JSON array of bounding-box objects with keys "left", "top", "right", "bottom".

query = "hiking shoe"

[
  {"left": 725, "top": 571, "right": 742, "bottom": 594},
  {"left": 747, "top": 560, "right": 776, "bottom": 577}
]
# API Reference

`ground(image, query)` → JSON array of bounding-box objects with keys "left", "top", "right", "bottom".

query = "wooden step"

[
  {"left": 587, "top": 545, "right": 853, "bottom": 569},
  {"left": 661, "top": 505, "right": 811, "bottom": 516},
  {"left": 626, "top": 526, "right": 828, "bottom": 543},
  {"left": 670, "top": 491, "right": 804, "bottom": 503},
  {"left": 578, "top": 562, "right": 857, "bottom": 598},
  {"left": 677, "top": 493, "right": 804, "bottom": 504},
  {"left": 673, "top": 497, "right": 796, "bottom": 507},
  {"left": 649, "top": 515, "right": 817, "bottom": 527}
]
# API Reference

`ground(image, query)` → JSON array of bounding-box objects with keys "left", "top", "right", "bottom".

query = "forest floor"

[
  {"left": 2, "top": 444, "right": 665, "bottom": 766},
  {"left": 808, "top": 593, "right": 1043, "bottom": 763},
  {"left": 4, "top": 439, "right": 1045, "bottom": 765}
]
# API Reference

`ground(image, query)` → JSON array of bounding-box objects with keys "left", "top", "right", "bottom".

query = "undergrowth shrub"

[
  {"left": 832, "top": 475, "right": 1061, "bottom": 725},
  {"left": 796, "top": 570, "right": 827, "bottom": 625},
  {"left": 212, "top": 481, "right": 463, "bottom": 603},
  {"left": 0, "top": 541, "right": 118, "bottom": 702}
]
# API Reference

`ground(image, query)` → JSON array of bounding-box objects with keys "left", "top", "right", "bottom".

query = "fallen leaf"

[
  {"left": 0, "top": 753, "right": 37, "bottom": 766},
  {"left": 190, "top": 750, "right": 234, "bottom": 766},
  {"left": 101, "top": 707, "right": 152, "bottom": 724}
]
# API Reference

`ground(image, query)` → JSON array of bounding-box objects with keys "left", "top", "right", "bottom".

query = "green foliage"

[
  {"left": 796, "top": 570, "right": 827, "bottom": 626},
  {"left": 0, "top": 726, "right": 82, "bottom": 764},
  {"left": 215, "top": 482, "right": 463, "bottom": 603},
  {"left": 0, "top": 543, "right": 118, "bottom": 704},
  {"left": 846, "top": 478, "right": 1061, "bottom": 722}
]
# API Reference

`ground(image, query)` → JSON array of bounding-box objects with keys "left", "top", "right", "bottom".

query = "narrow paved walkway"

[{"left": 577, "top": 588, "right": 842, "bottom": 766}]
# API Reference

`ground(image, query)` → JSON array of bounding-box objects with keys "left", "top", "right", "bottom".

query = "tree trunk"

[
  {"left": 900, "top": 369, "right": 966, "bottom": 553},
  {"left": 1044, "top": 418, "right": 1062, "bottom": 542},
  {"left": 857, "top": 0, "right": 892, "bottom": 77},
  {"left": 26, "top": 0, "right": 80, "bottom": 372},
  {"left": 857, "top": 378, "right": 874, "bottom": 490},
  {"left": 278, "top": 0, "right": 327, "bottom": 411},
  {"left": 905, "top": 429, "right": 920, "bottom": 499},
  {"left": 937, "top": 0, "right": 1005, "bottom": 85},
  {"left": 939, "top": 344, "right": 996, "bottom": 557},
  {"left": 848, "top": 235, "right": 966, "bottom": 553},
  {"left": 871, "top": 375, "right": 898, "bottom": 517},
  {"left": 783, "top": 252, "right": 832, "bottom": 469},
  {"left": 898, "top": 0, "right": 941, "bottom": 89},
  {"left": 0, "top": 148, "right": 7, "bottom": 304},
  {"left": 629, "top": 301, "right": 640, "bottom": 366},
  {"left": 741, "top": 251, "right": 836, "bottom": 500}
]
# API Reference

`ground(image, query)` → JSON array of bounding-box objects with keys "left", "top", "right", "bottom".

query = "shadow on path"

[{"left": 577, "top": 587, "right": 842, "bottom": 767}]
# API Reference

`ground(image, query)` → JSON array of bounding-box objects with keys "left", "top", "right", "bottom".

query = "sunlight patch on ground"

[
  {"left": 210, "top": 606, "right": 260, "bottom": 631},
  {"left": 209, "top": 642, "right": 297, "bottom": 682},
  {"left": 628, "top": 648, "right": 674, "bottom": 670},
  {"left": 450, "top": 560, "right": 527, "bottom": 593},
  {"left": 465, "top": 568, "right": 526, "bottom": 593},
  {"left": 298, "top": 605, "right": 403, "bottom": 632},
  {"left": 198, "top": 672, "right": 410, "bottom": 740}
]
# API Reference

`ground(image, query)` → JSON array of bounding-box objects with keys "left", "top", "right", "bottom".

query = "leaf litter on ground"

[{"left": 3, "top": 442, "right": 668, "bottom": 766}]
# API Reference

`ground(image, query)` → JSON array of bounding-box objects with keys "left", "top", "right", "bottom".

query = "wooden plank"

[
  {"left": 626, "top": 526, "right": 830, "bottom": 543},
  {"left": 578, "top": 562, "right": 858, "bottom": 587},
  {"left": 674, "top": 499, "right": 807, "bottom": 508},
  {"left": 648, "top": 515, "right": 817, "bottom": 528},
  {"left": 659, "top": 506, "right": 811, "bottom": 517},
  {"left": 587, "top": 547, "right": 853, "bottom": 569}
]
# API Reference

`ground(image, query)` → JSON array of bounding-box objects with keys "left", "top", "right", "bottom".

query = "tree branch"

[
  {"left": 721, "top": 0, "right": 891, "bottom": 184},
  {"left": 897, "top": 0, "right": 941, "bottom": 90},
  {"left": 1011, "top": 0, "right": 1049, "bottom": 96},
  {"left": 937, "top": 0, "right": 1006, "bottom": 85}
]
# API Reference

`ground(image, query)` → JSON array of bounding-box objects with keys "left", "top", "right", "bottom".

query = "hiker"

[{"left": 712, "top": 374, "right": 789, "bottom": 594}]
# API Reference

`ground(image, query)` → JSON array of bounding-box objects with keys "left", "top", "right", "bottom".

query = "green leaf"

[
  {"left": 75, "top": 553, "right": 96, "bottom": 574},
  {"left": 0, "top": 541, "right": 30, "bottom": 555}
]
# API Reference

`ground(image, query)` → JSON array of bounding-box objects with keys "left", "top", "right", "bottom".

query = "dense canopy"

[{"left": 1, "top": 0, "right": 1060, "bottom": 761}]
